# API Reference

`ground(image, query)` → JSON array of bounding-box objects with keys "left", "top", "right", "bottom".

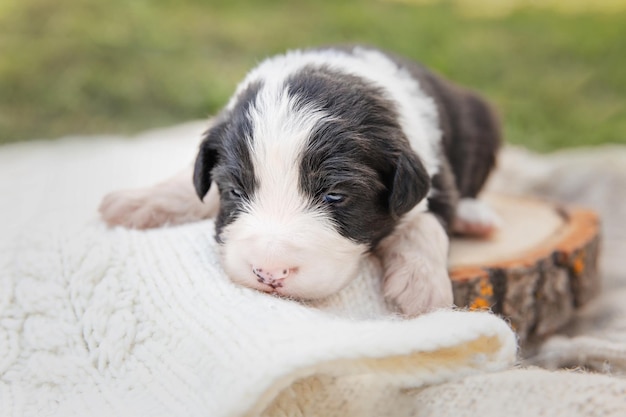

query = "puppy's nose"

[{"left": 252, "top": 266, "right": 292, "bottom": 287}]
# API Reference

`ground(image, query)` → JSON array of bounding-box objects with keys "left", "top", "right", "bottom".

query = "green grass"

[{"left": 1, "top": 0, "right": 625, "bottom": 151}]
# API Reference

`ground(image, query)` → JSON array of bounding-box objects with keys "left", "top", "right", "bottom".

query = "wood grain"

[{"left": 448, "top": 195, "right": 601, "bottom": 344}]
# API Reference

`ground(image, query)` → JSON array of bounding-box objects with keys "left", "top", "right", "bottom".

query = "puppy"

[{"left": 100, "top": 46, "right": 501, "bottom": 316}]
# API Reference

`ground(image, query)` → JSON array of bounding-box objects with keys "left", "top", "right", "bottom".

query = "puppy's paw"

[
  {"left": 383, "top": 254, "right": 453, "bottom": 317},
  {"left": 453, "top": 198, "right": 501, "bottom": 238},
  {"left": 377, "top": 210, "right": 453, "bottom": 317},
  {"left": 99, "top": 169, "right": 220, "bottom": 229},
  {"left": 99, "top": 188, "right": 175, "bottom": 229}
]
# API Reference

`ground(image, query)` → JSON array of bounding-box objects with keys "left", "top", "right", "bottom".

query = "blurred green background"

[{"left": 1, "top": 0, "right": 624, "bottom": 151}]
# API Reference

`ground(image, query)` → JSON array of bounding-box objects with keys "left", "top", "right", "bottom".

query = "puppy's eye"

[
  {"left": 322, "top": 193, "right": 345, "bottom": 205},
  {"left": 229, "top": 188, "right": 243, "bottom": 199}
]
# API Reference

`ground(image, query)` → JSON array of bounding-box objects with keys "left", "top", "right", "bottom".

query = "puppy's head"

[{"left": 194, "top": 68, "right": 429, "bottom": 299}]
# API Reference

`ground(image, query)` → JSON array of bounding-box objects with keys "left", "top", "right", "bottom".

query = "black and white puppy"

[{"left": 100, "top": 46, "right": 501, "bottom": 316}]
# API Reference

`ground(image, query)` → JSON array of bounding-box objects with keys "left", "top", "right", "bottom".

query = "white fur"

[
  {"left": 376, "top": 208, "right": 453, "bottom": 316},
  {"left": 99, "top": 167, "right": 219, "bottom": 229},
  {"left": 220, "top": 84, "right": 367, "bottom": 299},
  {"left": 453, "top": 197, "right": 502, "bottom": 237},
  {"left": 229, "top": 47, "right": 442, "bottom": 176}
]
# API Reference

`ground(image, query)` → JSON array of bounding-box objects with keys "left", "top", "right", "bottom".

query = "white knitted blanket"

[
  {"left": 3, "top": 122, "right": 626, "bottom": 417},
  {"left": 0, "top": 122, "right": 517, "bottom": 417}
]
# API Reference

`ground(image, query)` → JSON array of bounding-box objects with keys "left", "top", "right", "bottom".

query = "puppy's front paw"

[
  {"left": 382, "top": 253, "right": 453, "bottom": 317},
  {"left": 99, "top": 169, "right": 220, "bottom": 229},
  {"left": 99, "top": 188, "right": 172, "bottom": 229},
  {"left": 376, "top": 210, "right": 453, "bottom": 317}
]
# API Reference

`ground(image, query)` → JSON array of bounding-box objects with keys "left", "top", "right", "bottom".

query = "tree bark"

[{"left": 449, "top": 195, "right": 601, "bottom": 345}]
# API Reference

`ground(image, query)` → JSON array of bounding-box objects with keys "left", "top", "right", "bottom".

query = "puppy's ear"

[
  {"left": 193, "top": 125, "right": 224, "bottom": 200},
  {"left": 389, "top": 150, "right": 430, "bottom": 218}
]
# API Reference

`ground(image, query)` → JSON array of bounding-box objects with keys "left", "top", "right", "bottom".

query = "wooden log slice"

[{"left": 449, "top": 194, "right": 601, "bottom": 345}]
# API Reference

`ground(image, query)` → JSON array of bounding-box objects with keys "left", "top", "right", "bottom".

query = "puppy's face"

[{"left": 193, "top": 69, "right": 429, "bottom": 299}]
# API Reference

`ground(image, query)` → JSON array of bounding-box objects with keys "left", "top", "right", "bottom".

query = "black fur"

[
  {"left": 288, "top": 66, "right": 430, "bottom": 248},
  {"left": 193, "top": 82, "right": 262, "bottom": 239},
  {"left": 385, "top": 52, "right": 501, "bottom": 201}
]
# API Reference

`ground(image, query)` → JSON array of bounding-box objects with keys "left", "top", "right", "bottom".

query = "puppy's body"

[{"left": 100, "top": 46, "right": 500, "bottom": 315}]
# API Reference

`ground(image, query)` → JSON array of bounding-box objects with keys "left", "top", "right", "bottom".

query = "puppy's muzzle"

[{"left": 253, "top": 266, "right": 294, "bottom": 289}]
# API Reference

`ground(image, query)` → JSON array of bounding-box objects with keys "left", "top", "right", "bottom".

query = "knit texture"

[
  {"left": 407, "top": 368, "right": 626, "bottom": 417},
  {"left": 3, "top": 122, "right": 626, "bottom": 416},
  {"left": 0, "top": 122, "right": 517, "bottom": 417}
]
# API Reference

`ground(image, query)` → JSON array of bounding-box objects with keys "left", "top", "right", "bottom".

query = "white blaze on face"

[{"left": 219, "top": 84, "right": 367, "bottom": 299}]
